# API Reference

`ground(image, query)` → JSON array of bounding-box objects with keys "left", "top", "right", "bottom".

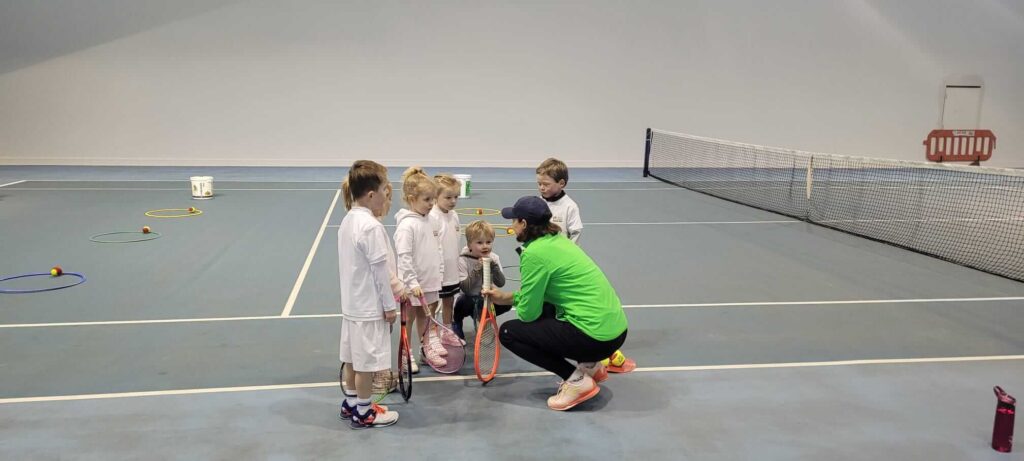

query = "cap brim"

[{"left": 501, "top": 207, "right": 517, "bottom": 219}]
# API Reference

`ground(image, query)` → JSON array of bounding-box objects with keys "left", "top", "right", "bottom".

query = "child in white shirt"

[
  {"left": 536, "top": 157, "right": 583, "bottom": 243},
  {"left": 394, "top": 167, "right": 448, "bottom": 370},
  {"left": 429, "top": 174, "right": 463, "bottom": 339},
  {"left": 338, "top": 160, "right": 399, "bottom": 429}
]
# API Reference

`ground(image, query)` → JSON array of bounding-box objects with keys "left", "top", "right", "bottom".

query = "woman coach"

[{"left": 482, "top": 196, "right": 628, "bottom": 411}]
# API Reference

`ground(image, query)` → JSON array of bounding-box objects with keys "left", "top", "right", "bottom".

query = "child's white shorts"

[
  {"left": 339, "top": 318, "right": 391, "bottom": 372},
  {"left": 411, "top": 291, "right": 439, "bottom": 307}
]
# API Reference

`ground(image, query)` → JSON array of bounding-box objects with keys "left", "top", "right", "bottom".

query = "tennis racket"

[
  {"left": 397, "top": 297, "right": 413, "bottom": 401},
  {"left": 474, "top": 257, "right": 501, "bottom": 383},
  {"left": 420, "top": 294, "right": 466, "bottom": 374},
  {"left": 340, "top": 362, "right": 392, "bottom": 404}
]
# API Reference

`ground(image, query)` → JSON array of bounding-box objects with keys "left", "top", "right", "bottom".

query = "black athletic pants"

[{"left": 499, "top": 303, "right": 627, "bottom": 380}]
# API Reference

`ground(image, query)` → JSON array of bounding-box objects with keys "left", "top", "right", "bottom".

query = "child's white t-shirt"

[
  {"left": 429, "top": 205, "right": 461, "bottom": 286},
  {"left": 545, "top": 193, "right": 583, "bottom": 243},
  {"left": 394, "top": 208, "right": 443, "bottom": 293},
  {"left": 338, "top": 206, "right": 398, "bottom": 320}
]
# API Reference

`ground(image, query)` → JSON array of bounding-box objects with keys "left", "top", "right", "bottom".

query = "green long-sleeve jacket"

[{"left": 513, "top": 234, "right": 628, "bottom": 341}]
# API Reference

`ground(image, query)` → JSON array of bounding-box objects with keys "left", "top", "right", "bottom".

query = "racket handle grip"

[{"left": 481, "top": 257, "right": 491, "bottom": 290}]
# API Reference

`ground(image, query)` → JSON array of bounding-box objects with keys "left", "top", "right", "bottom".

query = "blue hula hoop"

[{"left": 0, "top": 272, "right": 87, "bottom": 294}]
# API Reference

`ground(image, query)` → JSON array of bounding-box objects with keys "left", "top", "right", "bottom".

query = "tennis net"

[{"left": 643, "top": 128, "right": 1024, "bottom": 282}]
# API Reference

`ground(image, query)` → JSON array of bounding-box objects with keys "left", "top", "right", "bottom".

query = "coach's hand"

[
  {"left": 481, "top": 287, "right": 513, "bottom": 305},
  {"left": 384, "top": 309, "right": 397, "bottom": 324}
]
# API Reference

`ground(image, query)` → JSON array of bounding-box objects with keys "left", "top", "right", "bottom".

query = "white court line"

[
  {"left": 0, "top": 180, "right": 26, "bottom": 188},
  {"left": 326, "top": 220, "right": 798, "bottom": 228},
  {"left": 6, "top": 187, "right": 667, "bottom": 192},
  {"left": 280, "top": 189, "right": 341, "bottom": 317},
  {"left": 6, "top": 188, "right": 337, "bottom": 191},
  {"left": 15, "top": 179, "right": 658, "bottom": 184},
  {"left": 470, "top": 188, "right": 677, "bottom": 191},
  {"left": 2, "top": 354, "right": 1022, "bottom": 404},
  {"left": 621, "top": 296, "right": 1024, "bottom": 309},
  {"left": 2, "top": 296, "right": 1021, "bottom": 329}
]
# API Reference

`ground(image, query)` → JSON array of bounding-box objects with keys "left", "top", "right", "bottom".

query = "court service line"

[
  {"left": 5, "top": 188, "right": 338, "bottom": 192},
  {"left": 6, "top": 187, "right": 667, "bottom": 192},
  {"left": 621, "top": 296, "right": 1024, "bottom": 309},
  {"left": 19, "top": 179, "right": 657, "bottom": 183},
  {"left": 2, "top": 354, "right": 1022, "bottom": 404},
  {"left": 0, "top": 180, "right": 26, "bottom": 188},
  {"left": 280, "top": 189, "right": 341, "bottom": 317},
  {"left": 326, "top": 220, "right": 798, "bottom": 228},
  {"left": 2, "top": 296, "right": 1022, "bottom": 329}
]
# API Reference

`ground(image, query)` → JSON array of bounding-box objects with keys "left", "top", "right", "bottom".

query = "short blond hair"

[
  {"left": 464, "top": 220, "right": 495, "bottom": 242},
  {"left": 536, "top": 158, "right": 569, "bottom": 184},
  {"left": 400, "top": 166, "right": 438, "bottom": 205},
  {"left": 433, "top": 173, "right": 461, "bottom": 194}
]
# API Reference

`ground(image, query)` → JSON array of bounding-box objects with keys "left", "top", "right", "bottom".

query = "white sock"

[
  {"left": 567, "top": 368, "right": 586, "bottom": 384},
  {"left": 356, "top": 398, "right": 373, "bottom": 416},
  {"left": 344, "top": 393, "right": 357, "bottom": 408}
]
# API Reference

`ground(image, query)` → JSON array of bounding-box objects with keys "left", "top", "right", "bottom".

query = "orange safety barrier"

[{"left": 924, "top": 129, "right": 996, "bottom": 163}]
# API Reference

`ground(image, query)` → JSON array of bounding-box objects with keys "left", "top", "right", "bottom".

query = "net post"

[{"left": 643, "top": 128, "right": 653, "bottom": 177}]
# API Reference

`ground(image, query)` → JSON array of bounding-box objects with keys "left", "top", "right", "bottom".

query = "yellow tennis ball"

[
  {"left": 600, "top": 358, "right": 610, "bottom": 366},
  {"left": 142, "top": 226, "right": 151, "bottom": 234},
  {"left": 188, "top": 207, "right": 197, "bottom": 213},
  {"left": 610, "top": 350, "right": 626, "bottom": 367},
  {"left": 50, "top": 266, "right": 63, "bottom": 277},
  {"left": 507, "top": 228, "right": 515, "bottom": 235}
]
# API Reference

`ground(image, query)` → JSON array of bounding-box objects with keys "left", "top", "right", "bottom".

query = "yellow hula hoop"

[
  {"left": 454, "top": 207, "right": 501, "bottom": 217},
  {"left": 145, "top": 208, "right": 203, "bottom": 218}
]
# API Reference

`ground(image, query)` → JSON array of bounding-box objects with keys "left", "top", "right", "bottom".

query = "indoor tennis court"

[{"left": 3, "top": 157, "right": 1024, "bottom": 459}]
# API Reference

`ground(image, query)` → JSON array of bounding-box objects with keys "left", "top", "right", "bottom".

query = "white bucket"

[
  {"left": 453, "top": 174, "right": 472, "bottom": 198},
  {"left": 190, "top": 176, "right": 214, "bottom": 199}
]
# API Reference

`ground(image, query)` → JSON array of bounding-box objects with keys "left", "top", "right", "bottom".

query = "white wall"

[{"left": 0, "top": 0, "right": 1021, "bottom": 167}]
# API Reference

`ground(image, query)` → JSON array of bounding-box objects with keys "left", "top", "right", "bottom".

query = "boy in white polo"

[{"left": 338, "top": 160, "right": 400, "bottom": 429}]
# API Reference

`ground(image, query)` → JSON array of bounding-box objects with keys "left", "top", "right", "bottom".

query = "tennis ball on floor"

[
  {"left": 50, "top": 266, "right": 63, "bottom": 277},
  {"left": 477, "top": 208, "right": 483, "bottom": 215},
  {"left": 188, "top": 207, "right": 197, "bottom": 213},
  {"left": 507, "top": 227, "right": 515, "bottom": 235},
  {"left": 609, "top": 350, "right": 626, "bottom": 367},
  {"left": 600, "top": 358, "right": 610, "bottom": 366},
  {"left": 142, "top": 226, "right": 151, "bottom": 234}
]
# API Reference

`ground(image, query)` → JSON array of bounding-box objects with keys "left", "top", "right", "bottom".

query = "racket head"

[
  {"left": 474, "top": 296, "right": 500, "bottom": 383},
  {"left": 422, "top": 300, "right": 466, "bottom": 374}
]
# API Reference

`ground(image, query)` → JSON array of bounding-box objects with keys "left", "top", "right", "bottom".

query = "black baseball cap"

[{"left": 501, "top": 196, "right": 552, "bottom": 225}]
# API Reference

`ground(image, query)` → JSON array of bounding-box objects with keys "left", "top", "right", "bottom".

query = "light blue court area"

[{"left": 2, "top": 167, "right": 1024, "bottom": 460}]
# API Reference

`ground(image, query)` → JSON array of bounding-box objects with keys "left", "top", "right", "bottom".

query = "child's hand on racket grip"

[{"left": 411, "top": 286, "right": 423, "bottom": 298}]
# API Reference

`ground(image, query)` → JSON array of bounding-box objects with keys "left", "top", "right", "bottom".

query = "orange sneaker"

[
  {"left": 607, "top": 357, "right": 636, "bottom": 374},
  {"left": 547, "top": 375, "right": 600, "bottom": 411}
]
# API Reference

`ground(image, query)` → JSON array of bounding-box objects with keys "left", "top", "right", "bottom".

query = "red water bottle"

[{"left": 992, "top": 386, "right": 1016, "bottom": 452}]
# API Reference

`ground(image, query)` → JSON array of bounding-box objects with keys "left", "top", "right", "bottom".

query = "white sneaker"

[
  {"left": 441, "top": 328, "right": 465, "bottom": 347},
  {"left": 410, "top": 360, "right": 419, "bottom": 375},
  {"left": 422, "top": 345, "right": 448, "bottom": 368},
  {"left": 547, "top": 375, "right": 600, "bottom": 411},
  {"left": 350, "top": 403, "right": 399, "bottom": 429},
  {"left": 428, "top": 335, "right": 449, "bottom": 357}
]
